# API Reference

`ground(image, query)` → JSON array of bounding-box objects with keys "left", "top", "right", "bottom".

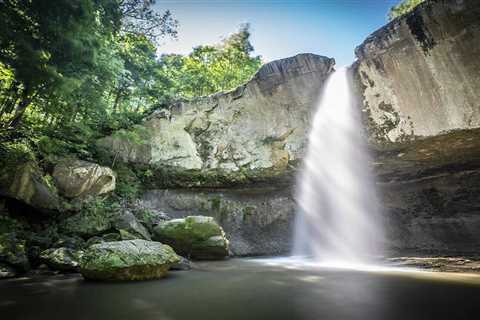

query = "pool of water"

[{"left": 1, "top": 258, "right": 480, "bottom": 320}]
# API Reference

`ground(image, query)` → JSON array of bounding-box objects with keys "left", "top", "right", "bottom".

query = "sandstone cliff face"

[
  {"left": 354, "top": 0, "right": 480, "bottom": 146},
  {"left": 97, "top": 0, "right": 480, "bottom": 257},
  {"left": 355, "top": 0, "right": 480, "bottom": 255},
  {"left": 98, "top": 54, "right": 334, "bottom": 187}
]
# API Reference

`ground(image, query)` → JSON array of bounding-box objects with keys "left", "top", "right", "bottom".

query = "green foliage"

[
  {"left": 113, "top": 164, "right": 143, "bottom": 200},
  {"left": 0, "top": 0, "right": 176, "bottom": 156},
  {"left": 0, "top": 2, "right": 261, "bottom": 192},
  {"left": 388, "top": 0, "right": 425, "bottom": 21},
  {"left": 157, "top": 24, "right": 262, "bottom": 98}
]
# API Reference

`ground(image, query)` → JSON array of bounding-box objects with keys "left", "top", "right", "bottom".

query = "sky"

[{"left": 155, "top": 0, "right": 401, "bottom": 66}]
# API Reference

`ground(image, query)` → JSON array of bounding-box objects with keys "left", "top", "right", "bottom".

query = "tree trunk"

[{"left": 8, "top": 89, "right": 34, "bottom": 129}]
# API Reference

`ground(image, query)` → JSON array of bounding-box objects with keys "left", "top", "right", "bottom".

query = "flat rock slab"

[{"left": 389, "top": 257, "right": 480, "bottom": 273}]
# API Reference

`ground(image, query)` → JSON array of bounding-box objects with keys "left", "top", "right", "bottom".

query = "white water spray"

[{"left": 293, "top": 67, "right": 383, "bottom": 266}]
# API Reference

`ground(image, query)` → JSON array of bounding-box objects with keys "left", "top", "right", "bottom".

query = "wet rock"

[
  {"left": 80, "top": 240, "right": 180, "bottom": 281},
  {"left": 52, "top": 159, "right": 116, "bottom": 199},
  {"left": 0, "top": 263, "right": 16, "bottom": 278},
  {"left": 101, "top": 233, "right": 122, "bottom": 242},
  {"left": 132, "top": 207, "right": 170, "bottom": 232},
  {"left": 170, "top": 256, "right": 193, "bottom": 271},
  {"left": 54, "top": 235, "right": 86, "bottom": 250},
  {"left": 153, "top": 216, "right": 229, "bottom": 260},
  {"left": 113, "top": 210, "right": 151, "bottom": 240},
  {"left": 97, "top": 54, "right": 335, "bottom": 188},
  {"left": 40, "top": 247, "right": 83, "bottom": 271}
]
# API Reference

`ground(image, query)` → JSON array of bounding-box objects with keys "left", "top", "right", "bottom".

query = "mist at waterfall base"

[{"left": 292, "top": 67, "right": 384, "bottom": 268}]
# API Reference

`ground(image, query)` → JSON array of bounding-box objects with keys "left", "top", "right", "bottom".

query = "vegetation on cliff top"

[
  {"left": 0, "top": 0, "right": 261, "bottom": 162},
  {"left": 388, "top": 0, "right": 426, "bottom": 21}
]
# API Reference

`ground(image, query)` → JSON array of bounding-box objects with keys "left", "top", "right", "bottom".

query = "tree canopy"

[
  {"left": 388, "top": 0, "right": 426, "bottom": 21},
  {"left": 0, "top": 1, "right": 261, "bottom": 160}
]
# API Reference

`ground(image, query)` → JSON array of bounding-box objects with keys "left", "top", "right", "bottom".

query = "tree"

[
  {"left": 157, "top": 24, "right": 262, "bottom": 98},
  {"left": 119, "top": 0, "right": 178, "bottom": 43},
  {"left": 0, "top": 0, "right": 121, "bottom": 131},
  {"left": 388, "top": 0, "right": 425, "bottom": 21},
  {"left": 0, "top": 0, "right": 177, "bottom": 148}
]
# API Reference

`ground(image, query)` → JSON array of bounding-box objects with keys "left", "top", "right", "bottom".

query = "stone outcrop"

[
  {"left": 80, "top": 240, "right": 180, "bottom": 281},
  {"left": 97, "top": 54, "right": 334, "bottom": 187},
  {"left": 0, "top": 161, "right": 59, "bottom": 212},
  {"left": 153, "top": 215, "right": 229, "bottom": 260},
  {"left": 354, "top": 0, "right": 480, "bottom": 146},
  {"left": 143, "top": 188, "right": 295, "bottom": 256},
  {"left": 40, "top": 247, "right": 83, "bottom": 271},
  {"left": 354, "top": 0, "right": 480, "bottom": 255},
  {"left": 52, "top": 159, "right": 116, "bottom": 198}
]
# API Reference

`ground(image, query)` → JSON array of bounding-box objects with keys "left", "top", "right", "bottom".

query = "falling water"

[{"left": 293, "top": 67, "right": 383, "bottom": 266}]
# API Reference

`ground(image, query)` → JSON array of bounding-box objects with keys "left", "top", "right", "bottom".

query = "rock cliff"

[
  {"left": 354, "top": 0, "right": 480, "bottom": 146},
  {"left": 98, "top": 54, "right": 335, "bottom": 187},
  {"left": 354, "top": 0, "right": 480, "bottom": 255}
]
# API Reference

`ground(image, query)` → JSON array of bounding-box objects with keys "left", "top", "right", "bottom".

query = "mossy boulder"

[
  {"left": 80, "top": 240, "right": 180, "bottom": 281},
  {"left": 52, "top": 159, "right": 116, "bottom": 199},
  {"left": 153, "top": 216, "right": 229, "bottom": 260},
  {"left": 0, "top": 233, "right": 29, "bottom": 271},
  {"left": 40, "top": 247, "right": 84, "bottom": 271},
  {"left": 113, "top": 211, "right": 151, "bottom": 240},
  {"left": 0, "top": 161, "right": 59, "bottom": 212}
]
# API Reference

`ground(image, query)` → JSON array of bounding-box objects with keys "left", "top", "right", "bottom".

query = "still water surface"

[{"left": 1, "top": 258, "right": 479, "bottom": 320}]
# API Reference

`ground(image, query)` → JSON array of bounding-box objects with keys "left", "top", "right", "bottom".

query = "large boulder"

[
  {"left": 40, "top": 247, "right": 83, "bottom": 271},
  {"left": 53, "top": 159, "right": 115, "bottom": 198},
  {"left": 0, "top": 161, "right": 59, "bottom": 212},
  {"left": 97, "top": 54, "right": 335, "bottom": 187},
  {"left": 153, "top": 216, "right": 229, "bottom": 260},
  {"left": 80, "top": 240, "right": 180, "bottom": 281}
]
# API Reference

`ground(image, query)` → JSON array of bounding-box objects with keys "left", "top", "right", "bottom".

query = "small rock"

[
  {"left": 102, "top": 233, "right": 122, "bottom": 242},
  {"left": 40, "top": 247, "right": 84, "bottom": 272},
  {"left": 80, "top": 240, "right": 180, "bottom": 281},
  {"left": 0, "top": 263, "right": 16, "bottom": 278},
  {"left": 113, "top": 210, "right": 151, "bottom": 240},
  {"left": 170, "top": 256, "right": 193, "bottom": 271}
]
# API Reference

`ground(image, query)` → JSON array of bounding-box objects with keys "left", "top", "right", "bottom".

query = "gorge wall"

[
  {"left": 101, "top": 0, "right": 480, "bottom": 256},
  {"left": 354, "top": 0, "right": 480, "bottom": 255}
]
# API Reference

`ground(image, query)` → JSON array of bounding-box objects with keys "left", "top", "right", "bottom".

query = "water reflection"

[{"left": 0, "top": 258, "right": 479, "bottom": 320}]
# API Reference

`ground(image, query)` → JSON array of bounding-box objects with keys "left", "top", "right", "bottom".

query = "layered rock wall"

[
  {"left": 355, "top": 0, "right": 480, "bottom": 255},
  {"left": 354, "top": 0, "right": 480, "bottom": 146},
  {"left": 98, "top": 54, "right": 335, "bottom": 186}
]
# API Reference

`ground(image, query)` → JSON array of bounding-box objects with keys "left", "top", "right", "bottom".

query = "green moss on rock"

[
  {"left": 80, "top": 240, "right": 180, "bottom": 281},
  {"left": 153, "top": 216, "right": 229, "bottom": 260}
]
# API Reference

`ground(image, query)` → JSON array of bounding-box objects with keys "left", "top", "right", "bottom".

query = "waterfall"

[{"left": 292, "top": 67, "right": 383, "bottom": 265}]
